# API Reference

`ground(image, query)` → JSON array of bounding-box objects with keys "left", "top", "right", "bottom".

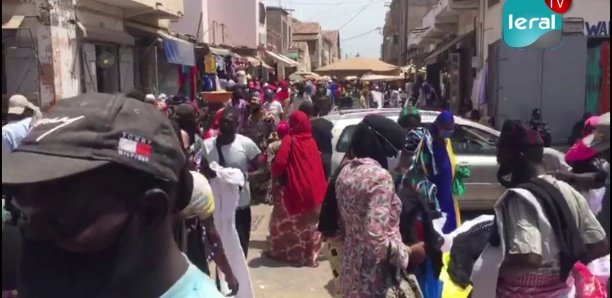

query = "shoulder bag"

[{"left": 383, "top": 244, "right": 424, "bottom": 298}]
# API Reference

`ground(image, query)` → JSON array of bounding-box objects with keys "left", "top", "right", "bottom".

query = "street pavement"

[
  {"left": 243, "top": 205, "right": 490, "bottom": 297},
  {"left": 247, "top": 205, "right": 334, "bottom": 298}
]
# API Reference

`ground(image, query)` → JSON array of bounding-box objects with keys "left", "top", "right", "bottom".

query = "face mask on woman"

[{"left": 439, "top": 128, "right": 454, "bottom": 139}]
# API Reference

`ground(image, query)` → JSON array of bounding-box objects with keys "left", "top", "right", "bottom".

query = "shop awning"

[
  {"left": 2, "top": 15, "right": 25, "bottom": 30},
  {"left": 160, "top": 32, "right": 195, "bottom": 66},
  {"left": 266, "top": 50, "right": 299, "bottom": 67},
  {"left": 209, "top": 47, "right": 232, "bottom": 56},
  {"left": 422, "top": 32, "right": 471, "bottom": 65},
  {"left": 246, "top": 56, "right": 274, "bottom": 69},
  {"left": 77, "top": 22, "right": 135, "bottom": 45},
  {"left": 125, "top": 21, "right": 194, "bottom": 66}
]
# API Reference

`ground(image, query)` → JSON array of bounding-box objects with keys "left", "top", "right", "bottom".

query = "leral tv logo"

[{"left": 502, "top": 0, "right": 572, "bottom": 49}]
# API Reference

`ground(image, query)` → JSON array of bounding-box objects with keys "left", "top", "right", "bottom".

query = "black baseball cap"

[
  {"left": 2, "top": 93, "right": 186, "bottom": 185},
  {"left": 173, "top": 103, "right": 197, "bottom": 122}
]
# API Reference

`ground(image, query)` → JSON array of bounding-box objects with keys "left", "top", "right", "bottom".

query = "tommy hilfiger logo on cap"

[{"left": 118, "top": 132, "right": 152, "bottom": 162}]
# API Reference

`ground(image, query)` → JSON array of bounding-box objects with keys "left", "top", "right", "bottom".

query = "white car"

[{"left": 325, "top": 108, "right": 504, "bottom": 211}]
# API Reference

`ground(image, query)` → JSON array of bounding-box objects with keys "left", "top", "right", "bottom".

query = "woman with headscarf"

[
  {"left": 268, "top": 112, "right": 327, "bottom": 267},
  {"left": 331, "top": 115, "right": 427, "bottom": 297},
  {"left": 565, "top": 115, "right": 609, "bottom": 214},
  {"left": 397, "top": 106, "right": 446, "bottom": 298},
  {"left": 429, "top": 111, "right": 459, "bottom": 233}
]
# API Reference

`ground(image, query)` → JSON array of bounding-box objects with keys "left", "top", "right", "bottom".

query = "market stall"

[
  {"left": 288, "top": 71, "right": 322, "bottom": 82},
  {"left": 315, "top": 57, "right": 401, "bottom": 77}
]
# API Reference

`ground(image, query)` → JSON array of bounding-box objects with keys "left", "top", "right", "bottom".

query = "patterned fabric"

[
  {"left": 402, "top": 127, "right": 438, "bottom": 210},
  {"left": 573, "top": 261, "right": 608, "bottom": 298},
  {"left": 267, "top": 178, "right": 322, "bottom": 267},
  {"left": 336, "top": 158, "right": 409, "bottom": 297},
  {"left": 497, "top": 274, "right": 574, "bottom": 297},
  {"left": 241, "top": 114, "right": 275, "bottom": 204},
  {"left": 267, "top": 139, "right": 322, "bottom": 267},
  {"left": 323, "top": 239, "right": 344, "bottom": 298},
  {"left": 241, "top": 114, "right": 275, "bottom": 152}
]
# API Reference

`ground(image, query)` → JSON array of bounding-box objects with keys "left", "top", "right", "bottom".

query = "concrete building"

[
  {"left": 292, "top": 20, "right": 323, "bottom": 70},
  {"left": 381, "top": 8, "right": 401, "bottom": 65},
  {"left": 323, "top": 30, "right": 341, "bottom": 65},
  {"left": 288, "top": 41, "right": 311, "bottom": 72},
  {"left": 2, "top": 0, "right": 185, "bottom": 109},
  {"left": 384, "top": 0, "right": 436, "bottom": 66},
  {"left": 172, "top": 0, "right": 264, "bottom": 48},
  {"left": 266, "top": 6, "right": 292, "bottom": 54}
]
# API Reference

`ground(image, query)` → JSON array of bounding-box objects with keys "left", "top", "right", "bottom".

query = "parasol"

[{"left": 315, "top": 57, "right": 400, "bottom": 77}]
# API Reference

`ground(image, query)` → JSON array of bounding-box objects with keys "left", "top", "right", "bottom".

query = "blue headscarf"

[{"left": 435, "top": 110, "right": 454, "bottom": 125}]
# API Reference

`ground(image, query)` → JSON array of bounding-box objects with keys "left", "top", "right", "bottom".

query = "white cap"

[
  {"left": 157, "top": 93, "right": 168, "bottom": 101},
  {"left": 8, "top": 94, "right": 38, "bottom": 115},
  {"left": 144, "top": 94, "right": 156, "bottom": 103}
]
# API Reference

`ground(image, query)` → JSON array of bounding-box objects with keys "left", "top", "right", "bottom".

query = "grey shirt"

[{"left": 201, "top": 134, "right": 261, "bottom": 208}]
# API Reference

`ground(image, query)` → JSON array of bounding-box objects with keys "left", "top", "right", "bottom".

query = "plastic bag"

[
  {"left": 414, "top": 258, "right": 442, "bottom": 298},
  {"left": 439, "top": 253, "right": 472, "bottom": 298},
  {"left": 432, "top": 213, "right": 452, "bottom": 253},
  {"left": 587, "top": 255, "right": 610, "bottom": 287}
]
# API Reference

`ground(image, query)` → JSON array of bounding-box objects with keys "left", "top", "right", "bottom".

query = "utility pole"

[
  {"left": 221, "top": 24, "right": 226, "bottom": 44},
  {"left": 212, "top": 21, "right": 217, "bottom": 44}
]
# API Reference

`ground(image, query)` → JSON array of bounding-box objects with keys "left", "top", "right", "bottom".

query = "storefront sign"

[{"left": 585, "top": 21, "right": 610, "bottom": 36}]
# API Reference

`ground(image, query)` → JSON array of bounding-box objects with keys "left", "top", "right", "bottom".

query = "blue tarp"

[{"left": 162, "top": 33, "right": 195, "bottom": 66}]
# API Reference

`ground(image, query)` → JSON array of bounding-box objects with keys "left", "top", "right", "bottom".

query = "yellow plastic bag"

[{"left": 440, "top": 253, "right": 472, "bottom": 298}]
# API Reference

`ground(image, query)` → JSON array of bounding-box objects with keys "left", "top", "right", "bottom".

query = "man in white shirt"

[
  {"left": 263, "top": 89, "right": 283, "bottom": 122},
  {"left": 200, "top": 107, "right": 261, "bottom": 257}
]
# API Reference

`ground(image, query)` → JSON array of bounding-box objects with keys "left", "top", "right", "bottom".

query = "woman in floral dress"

[{"left": 334, "top": 114, "right": 427, "bottom": 297}]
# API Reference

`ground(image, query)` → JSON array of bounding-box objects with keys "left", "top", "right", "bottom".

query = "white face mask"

[{"left": 387, "top": 156, "right": 401, "bottom": 176}]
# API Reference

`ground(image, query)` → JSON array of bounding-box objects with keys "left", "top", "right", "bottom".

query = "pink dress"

[{"left": 335, "top": 158, "right": 409, "bottom": 297}]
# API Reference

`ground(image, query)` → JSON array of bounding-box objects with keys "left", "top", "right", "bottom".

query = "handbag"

[
  {"left": 277, "top": 136, "right": 294, "bottom": 186},
  {"left": 383, "top": 244, "right": 424, "bottom": 298}
]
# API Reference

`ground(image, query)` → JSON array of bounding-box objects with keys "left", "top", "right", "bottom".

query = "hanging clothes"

[
  {"left": 216, "top": 55, "right": 226, "bottom": 78},
  {"left": 178, "top": 66, "right": 198, "bottom": 100},
  {"left": 202, "top": 75, "right": 215, "bottom": 92},
  {"left": 204, "top": 54, "right": 217, "bottom": 74},
  {"left": 600, "top": 42, "right": 610, "bottom": 114},
  {"left": 471, "top": 68, "right": 483, "bottom": 110},
  {"left": 478, "top": 62, "right": 488, "bottom": 107},
  {"left": 585, "top": 46, "right": 602, "bottom": 114}
]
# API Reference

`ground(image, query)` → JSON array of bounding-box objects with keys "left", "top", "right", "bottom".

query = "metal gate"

[{"left": 492, "top": 36, "right": 588, "bottom": 144}]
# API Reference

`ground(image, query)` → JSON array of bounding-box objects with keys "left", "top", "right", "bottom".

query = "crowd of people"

[{"left": 1, "top": 71, "right": 610, "bottom": 298}]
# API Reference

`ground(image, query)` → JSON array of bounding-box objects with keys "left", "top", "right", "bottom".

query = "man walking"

[{"left": 200, "top": 108, "right": 262, "bottom": 257}]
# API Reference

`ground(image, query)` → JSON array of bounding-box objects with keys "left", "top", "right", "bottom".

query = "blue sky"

[{"left": 264, "top": 0, "right": 388, "bottom": 58}]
